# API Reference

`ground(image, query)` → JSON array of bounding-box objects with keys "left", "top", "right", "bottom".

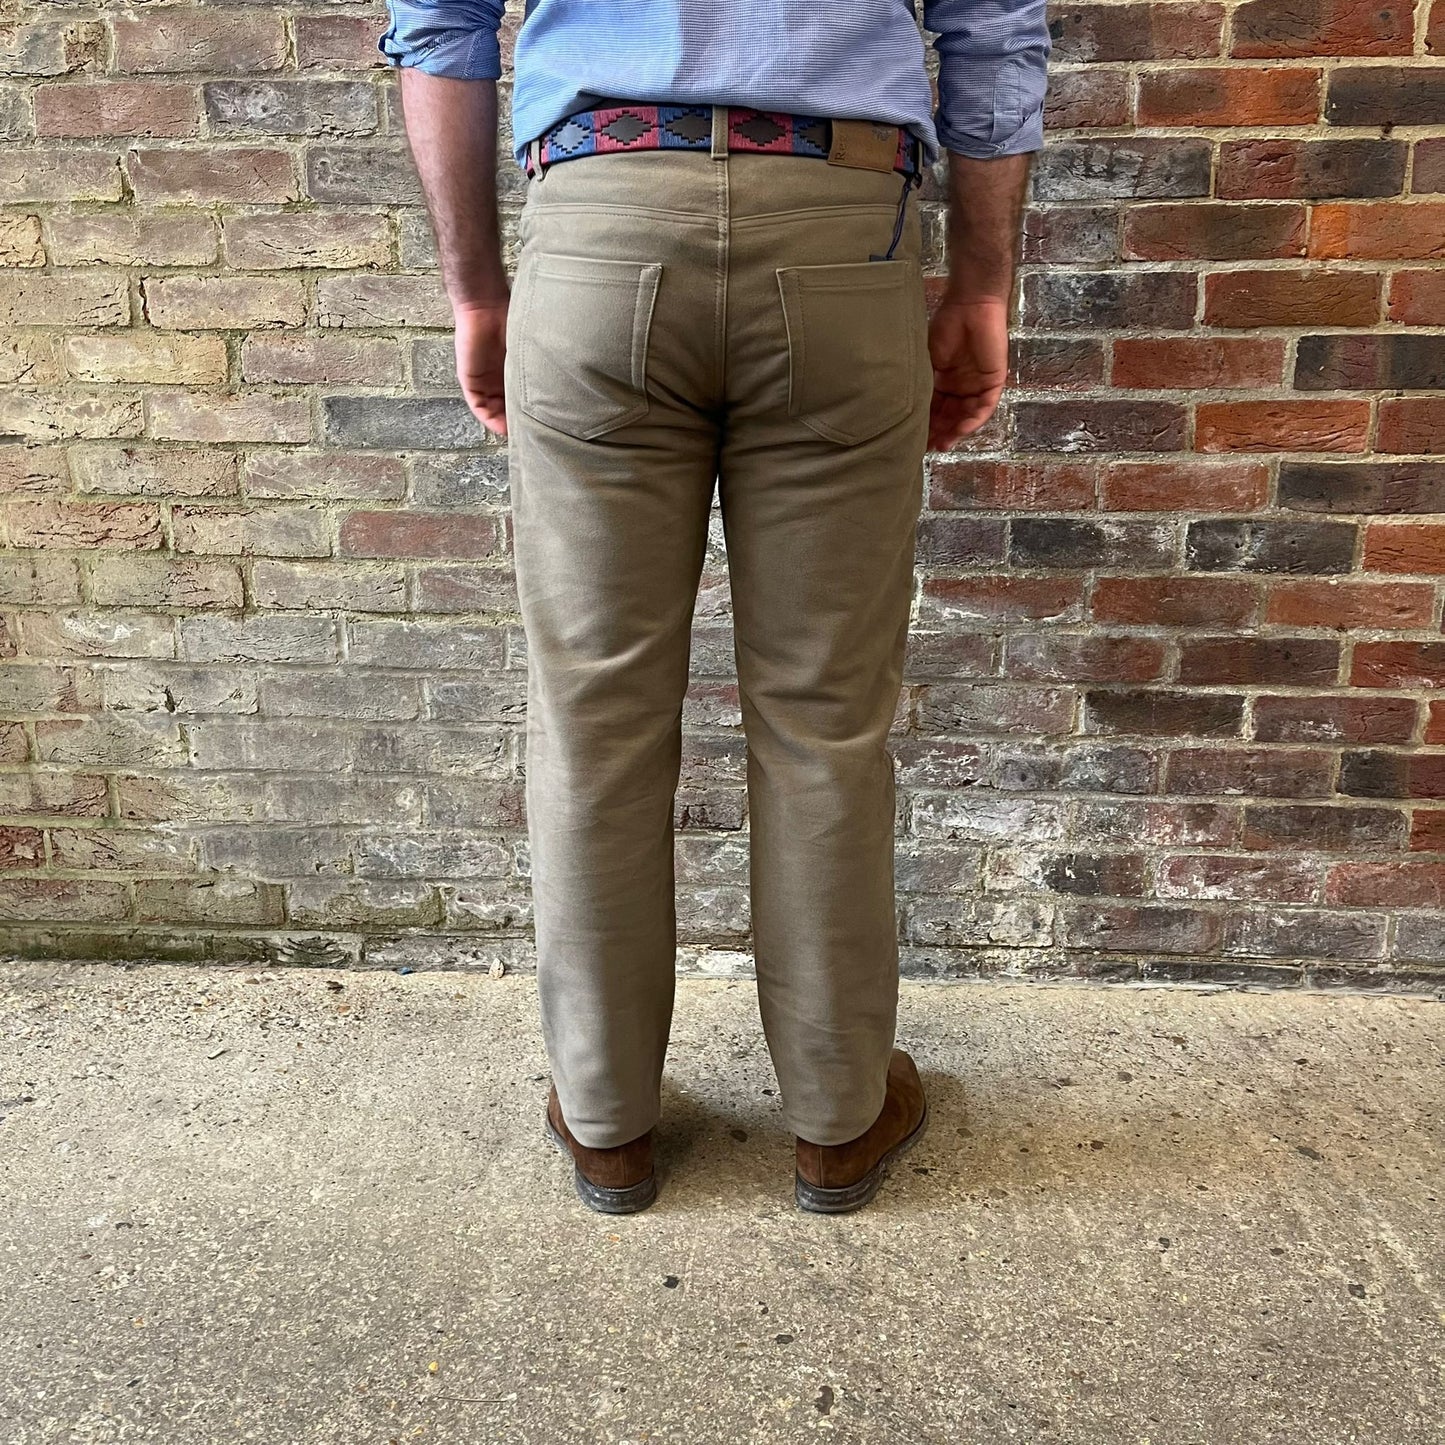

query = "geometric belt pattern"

[{"left": 525, "top": 102, "right": 921, "bottom": 181}]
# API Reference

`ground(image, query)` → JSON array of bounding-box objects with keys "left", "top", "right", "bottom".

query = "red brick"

[
  {"left": 1378, "top": 398, "right": 1445, "bottom": 454},
  {"left": 1432, "top": 0, "right": 1445, "bottom": 51},
  {"left": 1363, "top": 523, "right": 1445, "bottom": 574},
  {"left": 1102, "top": 459, "right": 1270, "bottom": 511},
  {"left": 1232, "top": 0, "right": 1416, "bottom": 58},
  {"left": 1217, "top": 138, "right": 1406, "bottom": 199},
  {"left": 1048, "top": 3, "right": 1225, "bottom": 62},
  {"left": 35, "top": 83, "right": 200, "bottom": 138},
  {"left": 111, "top": 11, "right": 287, "bottom": 74},
  {"left": 1137, "top": 67, "right": 1321, "bottom": 126},
  {"left": 1309, "top": 204, "right": 1445, "bottom": 260},
  {"left": 1254, "top": 694, "right": 1417, "bottom": 743},
  {"left": 1203, "top": 269, "right": 1380, "bottom": 327},
  {"left": 1266, "top": 580, "right": 1436, "bottom": 629},
  {"left": 1351, "top": 642, "right": 1445, "bottom": 689},
  {"left": 1090, "top": 575, "right": 1259, "bottom": 626},
  {"left": 1326, "top": 861, "right": 1445, "bottom": 906},
  {"left": 1410, "top": 137, "right": 1445, "bottom": 194},
  {"left": 338, "top": 512, "right": 500, "bottom": 560},
  {"left": 126, "top": 148, "right": 298, "bottom": 204},
  {"left": 927, "top": 460, "right": 1097, "bottom": 511},
  {"left": 919, "top": 576, "right": 1085, "bottom": 623},
  {"left": 1112, "top": 339, "right": 1284, "bottom": 390},
  {"left": 1195, "top": 400, "right": 1370, "bottom": 453},
  {"left": 1387, "top": 269, "right": 1445, "bottom": 325},
  {"left": 294, "top": 15, "right": 389, "bottom": 70},
  {"left": 1123, "top": 203, "right": 1305, "bottom": 260},
  {"left": 1427, "top": 699, "right": 1445, "bottom": 743},
  {"left": 1410, "top": 809, "right": 1445, "bottom": 851}
]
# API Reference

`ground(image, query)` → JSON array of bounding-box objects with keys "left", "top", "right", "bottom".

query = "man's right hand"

[{"left": 454, "top": 298, "right": 510, "bottom": 437}]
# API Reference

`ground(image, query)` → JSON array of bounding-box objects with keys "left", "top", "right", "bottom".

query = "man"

[{"left": 378, "top": 0, "right": 1050, "bottom": 1215}]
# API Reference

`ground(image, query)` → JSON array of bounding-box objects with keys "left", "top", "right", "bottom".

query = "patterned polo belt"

[{"left": 524, "top": 102, "right": 923, "bottom": 182}]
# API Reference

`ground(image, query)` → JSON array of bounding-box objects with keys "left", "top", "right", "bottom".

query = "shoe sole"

[
  {"left": 794, "top": 1102, "right": 930, "bottom": 1215},
  {"left": 544, "top": 1110, "right": 659, "bottom": 1215}
]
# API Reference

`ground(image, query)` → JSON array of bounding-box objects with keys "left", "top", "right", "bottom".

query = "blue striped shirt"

[{"left": 378, "top": 1, "right": 1050, "bottom": 173}]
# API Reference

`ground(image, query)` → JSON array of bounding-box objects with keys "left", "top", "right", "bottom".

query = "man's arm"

[
  {"left": 380, "top": 3, "right": 511, "bottom": 434},
  {"left": 920, "top": 0, "right": 1050, "bottom": 449}
]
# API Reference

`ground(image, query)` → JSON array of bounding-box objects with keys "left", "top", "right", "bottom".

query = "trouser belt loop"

[{"left": 710, "top": 103, "right": 728, "bottom": 159}]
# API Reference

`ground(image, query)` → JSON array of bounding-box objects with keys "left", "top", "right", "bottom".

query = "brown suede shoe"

[
  {"left": 544, "top": 1083, "right": 658, "bottom": 1214},
  {"left": 794, "top": 1049, "right": 928, "bottom": 1214}
]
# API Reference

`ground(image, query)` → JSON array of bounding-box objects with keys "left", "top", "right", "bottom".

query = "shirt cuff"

[
  {"left": 377, "top": 24, "right": 502, "bottom": 81},
  {"left": 935, "top": 52, "right": 1048, "bottom": 159}
]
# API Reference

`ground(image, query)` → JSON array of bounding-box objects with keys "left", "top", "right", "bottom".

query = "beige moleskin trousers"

[{"left": 504, "top": 110, "right": 932, "bottom": 1149}]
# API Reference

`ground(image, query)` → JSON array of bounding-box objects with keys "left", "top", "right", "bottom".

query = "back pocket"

[
  {"left": 776, "top": 259, "right": 919, "bottom": 446},
  {"left": 516, "top": 252, "right": 663, "bottom": 441}
]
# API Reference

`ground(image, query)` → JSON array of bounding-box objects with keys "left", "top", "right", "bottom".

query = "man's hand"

[
  {"left": 455, "top": 298, "right": 509, "bottom": 436},
  {"left": 930, "top": 150, "right": 1032, "bottom": 452},
  {"left": 927, "top": 297, "right": 1009, "bottom": 451}
]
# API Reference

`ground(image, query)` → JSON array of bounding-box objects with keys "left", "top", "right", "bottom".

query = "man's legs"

[
  {"left": 717, "top": 153, "right": 932, "bottom": 1145},
  {"left": 504, "top": 155, "right": 722, "bottom": 1149}
]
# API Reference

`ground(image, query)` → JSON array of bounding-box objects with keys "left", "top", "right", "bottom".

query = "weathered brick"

[
  {"left": 1021, "top": 205, "right": 1118, "bottom": 264},
  {"left": 241, "top": 335, "right": 403, "bottom": 386},
  {"left": 0, "top": 828, "right": 45, "bottom": 869},
  {"left": 919, "top": 576, "right": 1084, "bottom": 624},
  {"left": 305, "top": 146, "right": 424, "bottom": 205},
  {"left": 1047, "top": 3, "right": 1224, "bottom": 62},
  {"left": 1137, "top": 67, "right": 1321, "bottom": 126},
  {"left": 322, "top": 396, "right": 488, "bottom": 450},
  {"left": 1308, "top": 203, "right": 1445, "bottom": 260},
  {"left": 414, "top": 565, "right": 520, "bottom": 615},
  {"left": 0, "top": 148, "right": 122, "bottom": 203},
  {"left": 294, "top": 15, "right": 390, "bottom": 70},
  {"left": 0, "top": 334, "right": 61, "bottom": 387},
  {"left": 410, "top": 453, "right": 511, "bottom": 507},
  {"left": 0, "top": 879, "right": 128, "bottom": 923},
  {"left": 1156, "top": 854, "right": 1319, "bottom": 903},
  {"left": 1111, "top": 339, "right": 1284, "bottom": 390},
  {"left": 1009, "top": 518, "right": 1175, "bottom": 569},
  {"left": 261, "top": 673, "right": 421, "bottom": 721},
  {"left": 1416, "top": 138, "right": 1445, "bottom": 195},
  {"left": 251, "top": 559, "right": 407, "bottom": 613},
  {"left": 1022, "top": 269, "right": 1196, "bottom": 329},
  {"left": 127, "top": 147, "right": 298, "bottom": 205},
  {"left": 1186, "top": 519, "right": 1356, "bottom": 573},
  {"left": 1280, "top": 460, "right": 1445, "bottom": 513},
  {"left": 1216, "top": 139, "right": 1405, "bottom": 199},
  {"left": 913, "top": 515, "right": 1007, "bottom": 567},
  {"left": 246, "top": 451, "right": 406, "bottom": 502},
  {"left": 1203, "top": 268, "right": 1380, "bottom": 326},
  {"left": 5, "top": 501, "right": 161, "bottom": 552},
  {"left": 0, "top": 393, "right": 142, "bottom": 443},
  {"left": 1363, "top": 522, "right": 1445, "bottom": 574},
  {"left": 1351, "top": 642, "right": 1445, "bottom": 690},
  {"left": 149, "top": 393, "right": 312, "bottom": 445},
  {"left": 142, "top": 275, "right": 306, "bottom": 330},
  {"left": 1224, "top": 907, "right": 1385, "bottom": 960},
  {"left": 1165, "top": 747, "right": 1334, "bottom": 796},
  {"left": 35, "top": 83, "right": 200, "bottom": 138},
  {"left": 1030, "top": 140, "right": 1212, "bottom": 201},
  {"left": 48, "top": 213, "right": 217, "bottom": 267},
  {"left": 178, "top": 615, "right": 339, "bottom": 665},
  {"left": 111, "top": 11, "right": 288, "bottom": 75},
  {"left": 337, "top": 510, "right": 500, "bottom": 561},
  {"left": 64, "top": 333, "right": 227, "bottom": 385},
  {"left": 89, "top": 556, "right": 243, "bottom": 610},
  {"left": 1083, "top": 689, "right": 1245, "bottom": 737},
  {"left": 204, "top": 80, "right": 379, "bottom": 137},
  {"left": 71, "top": 446, "right": 238, "bottom": 499},
  {"left": 1243, "top": 803, "right": 1406, "bottom": 851},
  {"left": 0, "top": 663, "right": 100, "bottom": 716},
  {"left": 223, "top": 213, "right": 392, "bottom": 271},
  {"left": 103, "top": 664, "right": 259, "bottom": 718},
  {"left": 0, "top": 20, "right": 107, "bottom": 78},
  {"left": 172, "top": 506, "right": 330, "bottom": 558},
  {"left": 928, "top": 459, "right": 1096, "bottom": 512},
  {"left": 18, "top": 612, "right": 175, "bottom": 661},
  {"left": 1326, "top": 67, "right": 1445, "bottom": 126},
  {"left": 1294, "top": 334, "right": 1445, "bottom": 390},
  {"left": 0, "top": 446, "right": 69, "bottom": 497},
  {"left": 1014, "top": 401, "right": 1188, "bottom": 453},
  {"left": 347, "top": 621, "right": 507, "bottom": 670},
  {"left": 1195, "top": 400, "right": 1370, "bottom": 453},
  {"left": 1042, "top": 69, "right": 1130, "bottom": 130},
  {"left": 1378, "top": 399, "right": 1445, "bottom": 454},
  {"left": 316, "top": 274, "right": 451, "bottom": 329},
  {"left": 0, "top": 215, "right": 44, "bottom": 268},
  {"left": 1063, "top": 903, "right": 1222, "bottom": 954},
  {"left": 0, "top": 272, "right": 128, "bottom": 328},
  {"left": 35, "top": 715, "right": 186, "bottom": 768},
  {"left": 0, "top": 772, "right": 107, "bottom": 818},
  {"left": 135, "top": 877, "right": 285, "bottom": 926},
  {"left": 1232, "top": 0, "right": 1416, "bottom": 58}
]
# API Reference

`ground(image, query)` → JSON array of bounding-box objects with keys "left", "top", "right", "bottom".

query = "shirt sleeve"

[
  {"left": 920, "top": 0, "right": 1051, "bottom": 159},
  {"left": 377, "top": 1, "right": 506, "bottom": 80}
]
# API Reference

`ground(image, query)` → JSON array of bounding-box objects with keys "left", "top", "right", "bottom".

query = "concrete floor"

[{"left": 0, "top": 964, "right": 1440, "bottom": 1445}]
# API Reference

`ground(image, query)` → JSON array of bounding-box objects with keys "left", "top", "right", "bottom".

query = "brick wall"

[{"left": 1, "top": 1, "right": 1442, "bottom": 989}]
